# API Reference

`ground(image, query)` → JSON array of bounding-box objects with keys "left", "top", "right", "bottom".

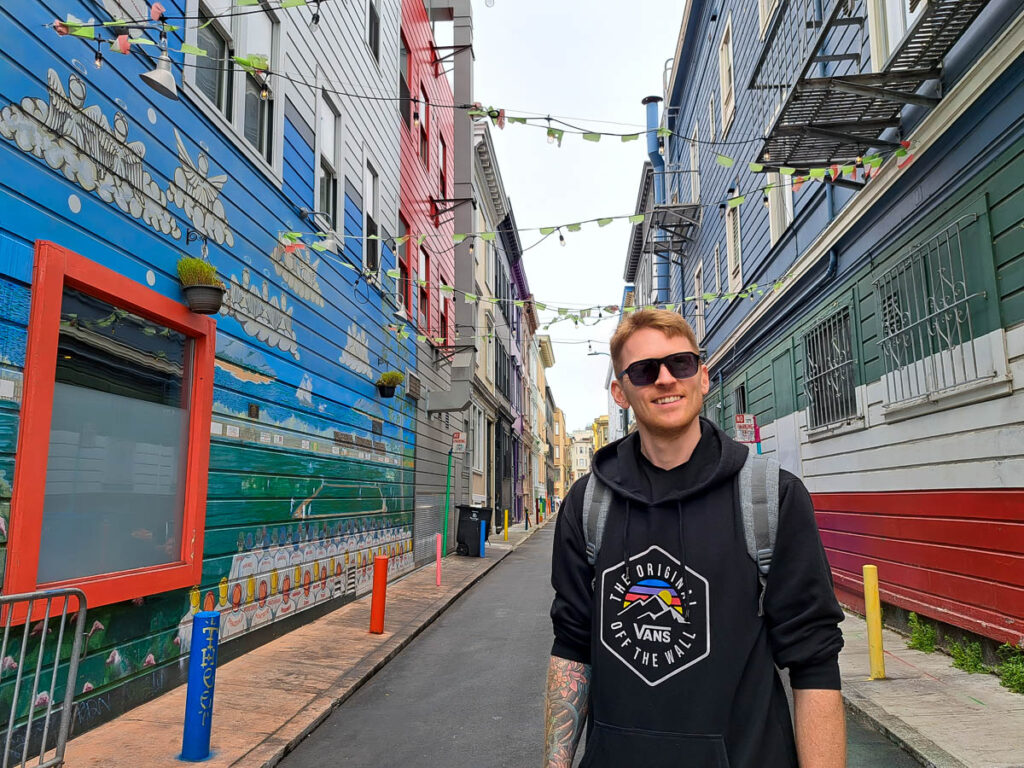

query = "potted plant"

[
  {"left": 177, "top": 256, "right": 225, "bottom": 314},
  {"left": 375, "top": 370, "right": 404, "bottom": 398}
]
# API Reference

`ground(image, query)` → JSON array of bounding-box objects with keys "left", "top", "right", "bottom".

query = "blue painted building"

[
  {"left": 0, "top": 0, "right": 420, "bottom": 740},
  {"left": 628, "top": 0, "right": 1024, "bottom": 646}
]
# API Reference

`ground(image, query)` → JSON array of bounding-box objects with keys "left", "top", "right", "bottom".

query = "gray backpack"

[{"left": 582, "top": 451, "right": 780, "bottom": 615}]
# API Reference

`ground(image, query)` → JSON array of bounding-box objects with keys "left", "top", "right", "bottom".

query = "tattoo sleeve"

[{"left": 543, "top": 656, "right": 592, "bottom": 768}]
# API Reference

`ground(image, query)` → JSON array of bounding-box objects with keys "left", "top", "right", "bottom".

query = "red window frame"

[
  {"left": 397, "top": 215, "right": 412, "bottom": 315},
  {"left": 4, "top": 242, "right": 215, "bottom": 621}
]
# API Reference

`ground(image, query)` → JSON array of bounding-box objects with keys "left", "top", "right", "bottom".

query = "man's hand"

[
  {"left": 542, "top": 656, "right": 591, "bottom": 768},
  {"left": 793, "top": 688, "right": 846, "bottom": 768}
]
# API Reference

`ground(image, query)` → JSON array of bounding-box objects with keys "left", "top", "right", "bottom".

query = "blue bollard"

[
  {"left": 479, "top": 519, "right": 486, "bottom": 558},
  {"left": 181, "top": 611, "right": 221, "bottom": 761}
]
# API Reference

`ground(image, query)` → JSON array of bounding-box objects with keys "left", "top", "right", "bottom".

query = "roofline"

[
  {"left": 623, "top": 163, "right": 654, "bottom": 282},
  {"left": 473, "top": 122, "right": 510, "bottom": 223}
]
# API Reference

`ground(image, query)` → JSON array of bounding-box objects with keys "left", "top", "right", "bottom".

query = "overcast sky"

[{"left": 469, "top": 0, "right": 684, "bottom": 431}]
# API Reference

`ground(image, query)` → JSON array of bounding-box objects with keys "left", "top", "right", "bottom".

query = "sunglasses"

[{"left": 618, "top": 352, "right": 701, "bottom": 387}]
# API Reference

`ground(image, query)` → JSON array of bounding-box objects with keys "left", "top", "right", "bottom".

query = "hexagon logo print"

[{"left": 599, "top": 545, "right": 710, "bottom": 687}]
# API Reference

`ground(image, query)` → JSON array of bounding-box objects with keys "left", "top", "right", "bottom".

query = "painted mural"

[
  {"left": 220, "top": 267, "right": 300, "bottom": 359},
  {"left": 0, "top": 69, "right": 180, "bottom": 238},
  {"left": 270, "top": 244, "right": 324, "bottom": 306},
  {"left": 175, "top": 515, "right": 413, "bottom": 654},
  {"left": 0, "top": 2, "right": 417, "bottom": 733}
]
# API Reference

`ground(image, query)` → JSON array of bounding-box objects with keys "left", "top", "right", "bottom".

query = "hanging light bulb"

[
  {"left": 94, "top": 42, "right": 104, "bottom": 69},
  {"left": 763, "top": 151, "right": 771, "bottom": 162},
  {"left": 762, "top": 194, "right": 769, "bottom": 208},
  {"left": 468, "top": 238, "right": 475, "bottom": 256},
  {"left": 558, "top": 229, "right": 566, "bottom": 247},
  {"left": 657, "top": 136, "right": 665, "bottom": 156},
  {"left": 547, "top": 129, "right": 555, "bottom": 145},
  {"left": 310, "top": 0, "right": 321, "bottom": 27},
  {"left": 259, "top": 79, "right": 270, "bottom": 101}
]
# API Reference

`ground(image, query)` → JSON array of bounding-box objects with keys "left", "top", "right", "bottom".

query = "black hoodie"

[{"left": 550, "top": 418, "right": 844, "bottom": 768}]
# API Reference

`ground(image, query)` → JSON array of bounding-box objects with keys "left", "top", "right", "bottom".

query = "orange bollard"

[
  {"left": 435, "top": 533, "right": 442, "bottom": 586},
  {"left": 369, "top": 556, "right": 388, "bottom": 634}
]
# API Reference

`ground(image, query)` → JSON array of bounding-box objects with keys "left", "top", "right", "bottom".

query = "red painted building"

[{"left": 398, "top": 0, "right": 455, "bottom": 344}]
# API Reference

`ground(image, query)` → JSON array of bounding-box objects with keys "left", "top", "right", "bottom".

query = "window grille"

[
  {"left": 803, "top": 306, "right": 858, "bottom": 429},
  {"left": 871, "top": 214, "right": 988, "bottom": 406}
]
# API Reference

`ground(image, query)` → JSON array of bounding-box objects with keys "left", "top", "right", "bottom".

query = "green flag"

[
  {"left": 628, "top": 214, "right": 645, "bottom": 224},
  {"left": 716, "top": 154, "right": 735, "bottom": 168},
  {"left": 597, "top": 218, "right": 613, "bottom": 227},
  {"left": 583, "top": 133, "right": 601, "bottom": 142}
]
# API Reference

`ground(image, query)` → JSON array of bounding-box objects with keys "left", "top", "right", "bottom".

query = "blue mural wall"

[{"left": 0, "top": 0, "right": 414, "bottom": 736}]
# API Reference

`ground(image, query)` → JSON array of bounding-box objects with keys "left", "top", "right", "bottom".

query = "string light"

[
  {"left": 259, "top": 79, "right": 270, "bottom": 100},
  {"left": 309, "top": 0, "right": 321, "bottom": 27},
  {"left": 657, "top": 136, "right": 665, "bottom": 156},
  {"left": 468, "top": 238, "right": 475, "bottom": 256},
  {"left": 558, "top": 229, "right": 566, "bottom": 247},
  {"left": 94, "top": 41, "right": 103, "bottom": 68}
]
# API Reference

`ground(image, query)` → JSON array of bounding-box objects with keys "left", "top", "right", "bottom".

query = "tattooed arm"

[{"left": 543, "top": 655, "right": 592, "bottom": 768}]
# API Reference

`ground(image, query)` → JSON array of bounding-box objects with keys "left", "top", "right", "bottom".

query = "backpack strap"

[
  {"left": 738, "top": 451, "right": 781, "bottom": 616},
  {"left": 582, "top": 474, "right": 613, "bottom": 566}
]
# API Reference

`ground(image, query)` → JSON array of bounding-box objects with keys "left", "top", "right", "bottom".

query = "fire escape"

[{"left": 749, "top": 0, "right": 992, "bottom": 174}]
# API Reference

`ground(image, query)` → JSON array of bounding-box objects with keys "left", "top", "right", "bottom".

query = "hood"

[{"left": 590, "top": 416, "right": 748, "bottom": 504}]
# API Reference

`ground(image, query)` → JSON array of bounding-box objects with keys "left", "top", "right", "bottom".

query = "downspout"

[
  {"left": 642, "top": 95, "right": 668, "bottom": 304},
  {"left": 815, "top": 0, "right": 839, "bottom": 283}
]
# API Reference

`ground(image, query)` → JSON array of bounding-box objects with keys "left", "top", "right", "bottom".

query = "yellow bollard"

[
  {"left": 504, "top": 510, "right": 509, "bottom": 541},
  {"left": 862, "top": 564, "right": 886, "bottom": 680}
]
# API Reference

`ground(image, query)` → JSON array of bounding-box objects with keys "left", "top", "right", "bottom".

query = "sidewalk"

[
  {"left": 839, "top": 611, "right": 1024, "bottom": 768},
  {"left": 62, "top": 518, "right": 551, "bottom": 768}
]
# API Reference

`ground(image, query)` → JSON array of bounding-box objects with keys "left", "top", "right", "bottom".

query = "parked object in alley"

[
  {"left": 180, "top": 611, "right": 220, "bottom": 762},
  {"left": 374, "top": 371, "right": 404, "bottom": 398},
  {"left": 177, "top": 256, "right": 225, "bottom": 314},
  {"left": 455, "top": 506, "right": 491, "bottom": 557},
  {"left": 863, "top": 565, "right": 886, "bottom": 680},
  {"left": 369, "top": 557, "right": 388, "bottom": 634}
]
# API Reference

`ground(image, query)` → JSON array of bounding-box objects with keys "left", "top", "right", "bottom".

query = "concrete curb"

[
  {"left": 842, "top": 688, "right": 970, "bottom": 768},
  {"left": 260, "top": 521, "right": 552, "bottom": 767}
]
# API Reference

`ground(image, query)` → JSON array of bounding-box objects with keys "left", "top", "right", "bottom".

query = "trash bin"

[{"left": 456, "top": 505, "right": 492, "bottom": 556}]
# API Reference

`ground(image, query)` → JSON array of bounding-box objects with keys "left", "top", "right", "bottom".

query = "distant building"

[
  {"left": 569, "top": 430, "right": 595, "bottom": 486},
  {"left": 592, "top": 415, "right": 610, "bottom": 452}
]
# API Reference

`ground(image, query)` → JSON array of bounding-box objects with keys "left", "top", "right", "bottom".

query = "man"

[{"left": 543, "top": 310, "right": 845, "bottom": 768}]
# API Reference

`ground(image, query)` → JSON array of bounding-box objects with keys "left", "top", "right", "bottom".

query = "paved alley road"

[{"left": 281, "top": 526, "right": 919, "bottom": 768}]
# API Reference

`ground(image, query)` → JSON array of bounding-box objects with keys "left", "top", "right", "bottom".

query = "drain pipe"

[{"left": 642, "top": 95, "right": 669, "bottom": 304}]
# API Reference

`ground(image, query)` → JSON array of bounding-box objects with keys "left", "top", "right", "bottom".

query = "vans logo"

[{"left": 600, "top": 545, "right": 710, "bottom": 687}]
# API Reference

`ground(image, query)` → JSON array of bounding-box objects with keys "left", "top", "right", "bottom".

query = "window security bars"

[
  {"left": 872, "top": 214, "right": 987, "bottom": 406},
  {"left": 803, "top": 306, "right": 858, "bottom": 429},
  {"left": 1, "top": 589, "right": 87, "bottom": 768}
]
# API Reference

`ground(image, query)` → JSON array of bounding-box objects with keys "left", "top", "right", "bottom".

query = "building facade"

[
  {"left": 569, "top": 430, "right": 595, "bottom": 487},
  {"left": 0, "top": 0, "right": 430, "bottom": 736},
  {"left": 551, "top": 407, "right": 570, "bottom": 503},
  {"left": 632, "top": 0, "right": 1024, "bottom": 645}
]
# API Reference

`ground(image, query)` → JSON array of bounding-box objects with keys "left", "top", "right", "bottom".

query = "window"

[
  {"left": 872, "top": 216, "right": 994, "bottom": 407},
  {"left": 758, "top": 0, "right": 781, "bottom": 34},
  {"left": 366, "top": 0, "right": 380, "bottom": 62},
  {"left": 868, "top": 0, "right": 926, "bottom": 70},
  {"left": 187, "top": 1, "right": 279, "bottom": 168},
  {"left": 419, "top": 88, "right": 430, "bottom": 166},
  {"left": 733, "top": 383, "right": 747, "bottom": 414},
  {"left": 554, "top": 446, "right": 560, "bottom": 459},
  {"left": 766, "top": 172, "right": 794, "bottom": 245},
  {"left": 690, "top": 123, "right": 700, "bottom": 202},
  {"left": 708, "top": 95, "right": 716, "bottom": 142},
  {"left": 486, "top": 315, "right": 495, "bottom": 382},
  {"left": 5, "top": 242, "right": 214, "bottom": 614},
  {"left": 803, "top": 307, "right": 858, "bottom": 429},
  {"left": 471, "top": 405, "right": 485, "bottom": 473},
  {"left": 438, "top": 135, "right": 448, "bottom": 196},
  {"left": 718, "top": 16, "right": 735, "bottom": 133},
  {"left": 397, "top": 216, "right": 411, "bottom": 314},
  {"left": 693, "top": 262, "right": 705, "bottom": 341},
  {"left": 196, "top": 6, "right": 231, "bottom": 116},
  {"left": 363, "top": 160, "right": 379, "bottom": 274},
  {"left": 418, "top": 246, "right": 430, "bottom": 331},
  {"left": 554, "top": 422, "right": 560, "bottom": 436},
  {"left": 726, "top": 195, "right": 742, "bottom": 293},
  {"left": 713, "top": 243, "right": 722, "bottom": 292},
  {"left": 318, "top": 93, "right": 339, "bottom": 228},
  {"left": 399, "top": 35, "right": 412, "bottom": 128},
  {"left": 440, "top": 287, "right": 452, "bottom": 346}
]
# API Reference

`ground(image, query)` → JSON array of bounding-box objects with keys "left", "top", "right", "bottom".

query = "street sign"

[
  {"left": 451, "top": 431, "right": 467, "bottom": 454},
  {"left": 735, "top": 413, "right": 758, "bottom": 444}
]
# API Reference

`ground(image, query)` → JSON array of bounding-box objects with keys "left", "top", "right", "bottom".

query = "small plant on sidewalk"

[
  {"left": 907, "top": 612, "right": 936, "bottom": 653},
  {"left": 950, "top": 640, "right": 986, "bottom": 673},
  {"left": 997, "top": 644, "right": 1024, "bottom": 694}
]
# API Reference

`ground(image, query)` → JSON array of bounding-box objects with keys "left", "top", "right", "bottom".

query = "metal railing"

[
  {"left": 0, "top": 590, "right": 87, "bottom": 768},
  {"left": 872, "top": 214, "right": 988, "bottom": 406},
  {"left": 803, "top": 306, "right": 859, "bottom": 429}
]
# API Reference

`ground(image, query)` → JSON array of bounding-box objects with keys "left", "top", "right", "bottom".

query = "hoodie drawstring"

[
  {"left": 678, "top": 501, "right": 691, "bottom": 622},
  {"left": 622, "top": 499, "right": 632, "bottom": 586}
]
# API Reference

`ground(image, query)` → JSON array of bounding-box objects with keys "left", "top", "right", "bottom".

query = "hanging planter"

[
  {"left": 177, "top": 256, "right": 225, "bottom": 315},
  {"left": 375, "top": 370, "right": 404, "bottom": 398}
]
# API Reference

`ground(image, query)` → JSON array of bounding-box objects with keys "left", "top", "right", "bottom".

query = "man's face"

[{"left": 610, "top": 328, "right": 710, "bottom": 436}]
